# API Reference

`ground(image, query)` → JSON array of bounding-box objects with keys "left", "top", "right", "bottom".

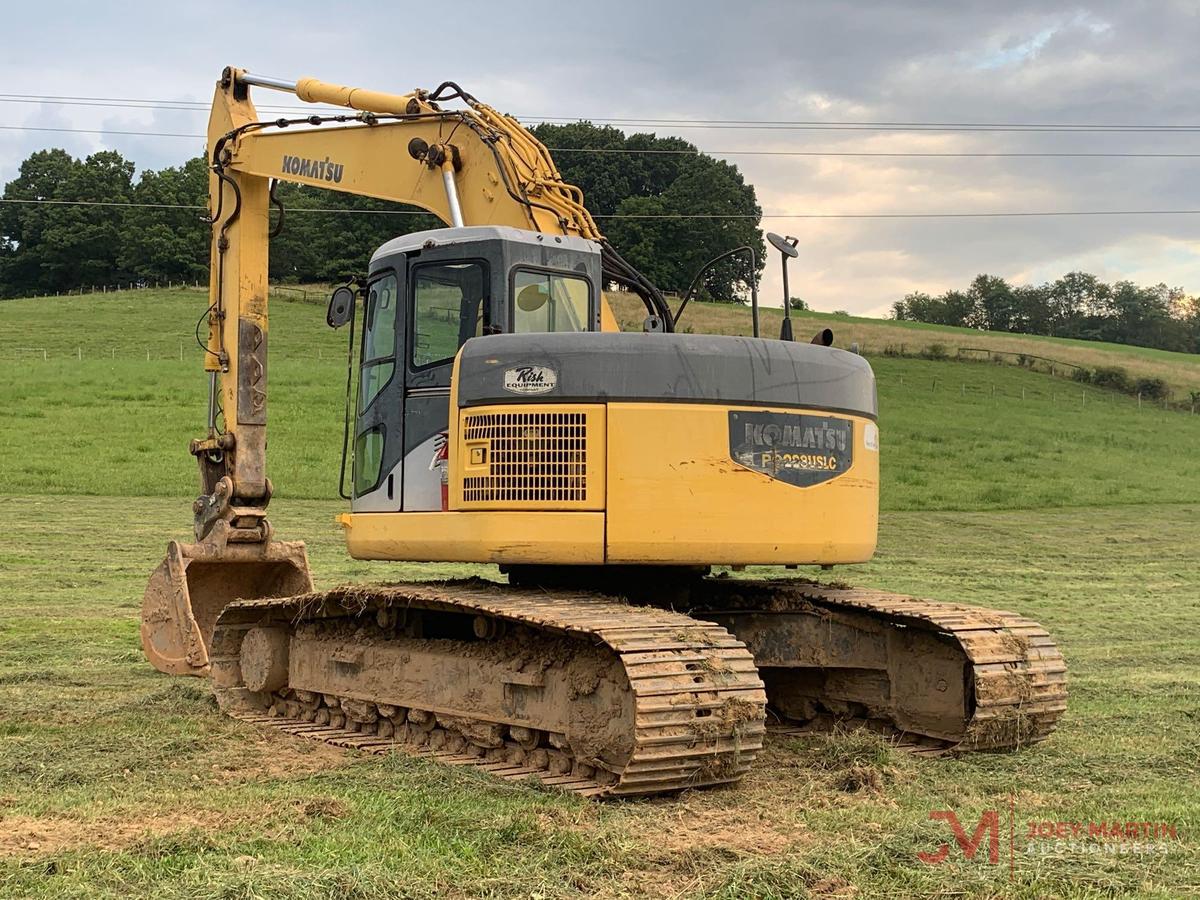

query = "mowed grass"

[
  {"left": 3, "top": 289, "right": 1199, "bottom": 511},
  {"left": 2, "top": 287, "right": 1199, "bottom": 897},
  {"left": 0, "top": 496, "right": 1197, "bottom": 898}
]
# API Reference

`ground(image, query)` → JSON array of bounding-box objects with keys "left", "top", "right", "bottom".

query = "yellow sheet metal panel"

[
  {"left": 599, "top": 295, "right": 620, "bottom": 332},
  {"left": 338, "top": 511, "right": 604, "bottom": 564},
  {"left": 451, "top": 404, "right": 606, "bottom": 511},
  {"left": 605, "top": 403, "right": 879, "bottom": 565}
]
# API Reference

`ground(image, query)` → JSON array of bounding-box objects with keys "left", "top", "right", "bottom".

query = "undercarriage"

[{"left": 203, "top": 575, "right": 1066, "bottom": 797}]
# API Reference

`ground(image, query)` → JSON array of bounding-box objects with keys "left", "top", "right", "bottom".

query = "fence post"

[
  {"left": 77, "top": 347, "right": 81, "bottom": 361},
  {"left": 1082, "top": 390, "right": 1086, "bottom": 407},
  {"left": 1021, "top": 387, "right": 1026, "bottom": 401},
  {"left": 43, "top": 349, "right": 47, "bottom": 361},
  {"left": 1137, "top": 392, "right": 1142, "bottom": 409},
  {"left": 179, "top": 341, "right": 183, "bottom": 361},
  {"left": 932, "top": 379, "right": 937, "bottom": 392},
  {"left": 146, "top": 348, "right": 150, "bottom": 361},
  {"left": 961, "top": 383, "right": 965, "bottom": 396}
]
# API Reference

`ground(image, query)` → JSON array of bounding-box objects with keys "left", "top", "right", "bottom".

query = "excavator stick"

[{"left": 141, "top": 538, "right": 313, "bottom": 677}]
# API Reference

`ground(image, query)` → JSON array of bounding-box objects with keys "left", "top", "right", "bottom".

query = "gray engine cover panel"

[{"left": 455, "top": 332, "right": 877, "bottom": 418}]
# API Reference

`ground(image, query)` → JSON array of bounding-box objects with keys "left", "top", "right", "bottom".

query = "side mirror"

[
  {"left": 767, "top": 232, "right": 801, "bottom": 342},
  {"left": 327, "top": 285, "right": 356, "bottom": 329}
]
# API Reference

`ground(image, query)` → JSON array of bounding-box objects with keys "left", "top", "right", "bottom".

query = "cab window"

[
  {"left": 411, "top": 261, "right": 487, "bottom": 369},
  {"left": 359, "top": 273, "right": 397, "bottom": 413},
  {"left": 512, "top": 269, "right": 590, "bottom": 334}
]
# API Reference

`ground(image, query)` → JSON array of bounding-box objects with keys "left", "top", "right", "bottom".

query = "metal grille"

[{"left": 462, "top": 411, "right": 588, "bottom": 504}]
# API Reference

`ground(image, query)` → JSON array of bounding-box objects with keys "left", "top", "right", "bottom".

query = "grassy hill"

[
  {"left": 608, "top": 291, "right": 1200, "bottom": 402},
  {"left": 2, "top": 287, "right": 1198, "bottom": 510}
]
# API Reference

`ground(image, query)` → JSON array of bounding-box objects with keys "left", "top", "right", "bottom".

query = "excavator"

[{"left": 140, "top": 67, "right": 1067, "bottom": 797}]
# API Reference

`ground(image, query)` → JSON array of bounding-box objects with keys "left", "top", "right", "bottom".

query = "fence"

[
  {"left": 1, "top": 282, "right": 327, "bottom": 302},
  {"left": 889, "top": 373, "right": 1195, "bottom": 414}
]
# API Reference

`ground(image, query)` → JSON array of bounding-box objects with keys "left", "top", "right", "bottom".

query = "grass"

[
  {"left": 1, "top": 497, "right": 1197, "bottom": 898},
  {"left": 1, "top": 288, "right": 1199, "bottom": 897},
  {"left": 3, "top": 289, "right": 1199, "bottom": 511}
]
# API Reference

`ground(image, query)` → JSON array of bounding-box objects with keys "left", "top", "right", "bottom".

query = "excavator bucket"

[{"left": 141, "top": 539, "right": 313, "bottom": 677}]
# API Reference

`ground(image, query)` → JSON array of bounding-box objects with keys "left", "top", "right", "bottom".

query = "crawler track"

[
  {"left": 697, "top": 580, "right": 1068, "bottom": 751},
  {"left": 209, "top": 580, "right": 767, "bottom": 797}
]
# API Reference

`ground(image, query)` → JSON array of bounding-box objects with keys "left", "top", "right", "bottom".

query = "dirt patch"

[
  {"left": 209, "top": 731, "right": 355, "bottom": 782},
  {"left": 0, "top": 796, "right": 349, "bottom": 858},
  {"left": 0, "top": 809, "right": 235, "bottom": 858},
  {"left": 649, "top": 808, "right": 798, "bottom": 856},
  {"left": 836, "top": 765, "right": 884, "bottom": 793}
]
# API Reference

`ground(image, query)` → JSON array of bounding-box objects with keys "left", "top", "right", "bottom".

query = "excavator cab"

[{"left": 341, "top": 226, "right": 603, "bottom": 514}]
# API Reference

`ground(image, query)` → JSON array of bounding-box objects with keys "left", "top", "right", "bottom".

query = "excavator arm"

[
  {"left": 143, "top": 67, "right": 666, "bottom": 676},
  {"left": 197, "top": 67, "right": 665, "bottom": 536}
]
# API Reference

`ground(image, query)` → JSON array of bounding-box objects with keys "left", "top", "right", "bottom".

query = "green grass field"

[
  {"left": 610, "top": 292, "right": 1200, "bottom": 402},
  {"left": 1, "top": 288, "right": 1199, "bottom": 898}
]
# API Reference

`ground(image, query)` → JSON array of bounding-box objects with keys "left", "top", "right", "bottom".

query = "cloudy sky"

[{"left": 2, "top": 1, "right": 1198, "bottom": 315}]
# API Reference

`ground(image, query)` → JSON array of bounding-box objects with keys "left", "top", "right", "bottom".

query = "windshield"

[{"left": 512, "top": 269, "right": 590, "bottom": 334}]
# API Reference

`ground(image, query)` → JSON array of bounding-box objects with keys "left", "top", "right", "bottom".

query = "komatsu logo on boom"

[
  {"left": 281, "top": 155, "right": 344, "bottom": 183},
  {"left": 728, "top": 410, "right": 854, "bottom": 487}
]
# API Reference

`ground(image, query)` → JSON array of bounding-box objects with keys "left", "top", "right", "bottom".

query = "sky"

[{"left": 2, "top": 0, "right": 1198, "bottom": 315}]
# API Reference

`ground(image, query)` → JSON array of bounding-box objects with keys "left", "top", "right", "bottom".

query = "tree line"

[
  {"left": 891, "top": 272, "right": 1200, "bottom": 354},
  {"left": 0, "top": 124, "right": 765, "bottom": 300}
]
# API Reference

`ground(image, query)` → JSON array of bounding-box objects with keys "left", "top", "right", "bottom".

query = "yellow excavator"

[{"left": 141, "top": 68, "right": 1067, "bottom": 797}]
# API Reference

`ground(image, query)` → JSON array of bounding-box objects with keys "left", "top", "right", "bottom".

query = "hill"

[
  {"left": 608, "top": 292, "right": 1200, "bottom": 402},
  {"left": 2, "top": 287, "right": 1198, "bottom": 511}
]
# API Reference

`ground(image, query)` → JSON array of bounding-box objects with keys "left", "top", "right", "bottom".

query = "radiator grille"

[{"left": 462, "top": 411, "right": 588, "bottom": 504}]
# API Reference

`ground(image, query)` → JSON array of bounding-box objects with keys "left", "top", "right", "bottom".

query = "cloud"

[{"left": 2, "top": 0, "right": 1198, "bottom": 313}]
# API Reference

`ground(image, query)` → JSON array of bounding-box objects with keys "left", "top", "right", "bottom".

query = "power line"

[
  {"left": 5, "top": 123, "right": 1200, "bottom": 160},
  {"left": 4, "top": 93, "right": 1200, "bottom": 133},
  {"left": 5, "top": 197, "right": 1200, "bottom": 220},
  {"left": 0, "top": 125, "right": 203, "bottom": 139}
]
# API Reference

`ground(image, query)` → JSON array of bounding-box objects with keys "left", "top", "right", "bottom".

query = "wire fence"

[
  {"left": 0, "top": 282, "right": 328, "bottom": 302},
  {"left": 3, "top": 286, "right": 1196, "bottom": 413},
  {"left": 885, "top": 373, "right": 1195, "bottom": 414}
]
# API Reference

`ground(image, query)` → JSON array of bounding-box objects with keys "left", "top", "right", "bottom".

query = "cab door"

[
  {"left": 400, "top": 257, "right": 490, "bottom": 511},
  {"left": 350, "top": 265, "right": 406, "bottom": 512}
]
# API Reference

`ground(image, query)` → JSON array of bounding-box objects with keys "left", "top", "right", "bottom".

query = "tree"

[
  {"left": 119, "top": 155, "right": 208, "bottom": 283},
  {"left": 967, "top": 274, "right": 1017, "bottom": 332},
  {"left": 533, "top": 122, "right": 764, "bottom": 299},
  {"left": 891, "top": 271, "right": 1199, "bottom": 354},
  {"left": 0, "top": 148, "right": 78, "bottom": 296},
  {"left": 1047, "top": 271, "right": 1107, "bottom": 337},
  {"left": 788, "top": 297, "right": 808, "bottom": 310},
  {"left": 268, "top": 183, "right": 440, "bottom": 283}
]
